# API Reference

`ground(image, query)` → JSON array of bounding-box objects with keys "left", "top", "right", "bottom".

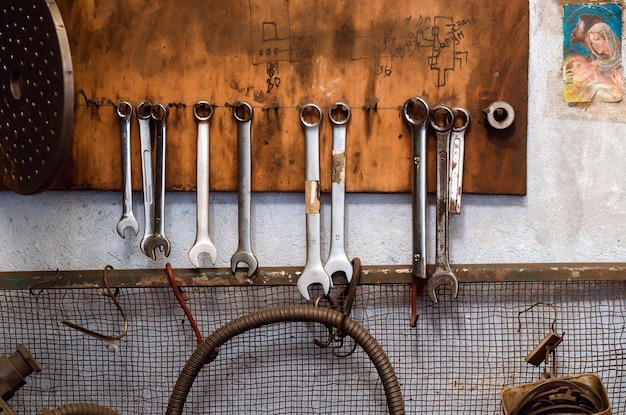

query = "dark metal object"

[
  {"left": 0, "top": 344, "right": 41, "bottom": 415},
  {"left": 0, "top": 0, "right": 74, "bottom": 194}
]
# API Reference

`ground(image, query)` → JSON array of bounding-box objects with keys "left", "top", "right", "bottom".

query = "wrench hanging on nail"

[
  {"left": 324, "top": 101, "right": 352, "bottom": 282},
  {"left": 137, "top": 101, "right": 155, "bottom": 256},
  {"left": 188, "top": 101, "right": 218, "bottom": 268},
  {"left": 115, "top": 101, "right": 139, "bottom": 238},
  {"left": 143, "top": 103, "right": 171, "bottom": 260},
  {"left": 449, "top": 107, "right": 470, "bottom": 214},
  {"left": 427, "top": 104, "right": 458, "bottom": 304},
  {"left": 230, "top": 102, "right": 258, "bottom": 276},
  {"left": 298, "top": 104, "right": 332, "bottom": 300},
  {"left": 402, "top": 97, "right": 430, "bottom": 282}
]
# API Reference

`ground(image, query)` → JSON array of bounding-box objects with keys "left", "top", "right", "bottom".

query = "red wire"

[{"left": 166, "top": 263, "right": 203, "bottom": 345}]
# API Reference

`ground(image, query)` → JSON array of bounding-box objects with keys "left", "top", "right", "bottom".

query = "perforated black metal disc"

[{"left": 0, "top": 0, "right": 73, "bottom": 194}]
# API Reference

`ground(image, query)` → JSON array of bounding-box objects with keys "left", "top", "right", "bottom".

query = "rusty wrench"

[
  {"left": 143, "top": 104, "right": 171, "bottom": 259},
  {"left": 137, "top": 101, "right": 155, "bottom": 256},
  {"left": 230, "top": 102, "right": 258, "bottom": 276},
  {"left": 427, "top": 104, "right": 458, "bottom": 303},
  {"left": 115, "top": 101, "right": 139, "bottom": 238},
  {"left": 188, "top": 102, "right": 218, "bottom": 267},
  {"left": 402, "top": 97, "right": 430, "bottom": 281},
  {"left": 449, "top": 107, "right": 470, "bottom": 214},
  {"left": 324, "top": 102, "right": 352, "bottom": 282},
  {"left": 298, "top": 104, "right": 332, "bottom": 300}
]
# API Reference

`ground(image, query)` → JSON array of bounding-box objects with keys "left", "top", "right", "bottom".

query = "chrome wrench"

[
  {"left": 137, "top": 101, "right": 155, "bottom": 256},
  {"left": 230, "top": 102, "right": 258, "bottom": 276},
  {"left": 449, "top": 107, "right": 470, "bottom": 214},
  {"left": 297, "top": 104, "right": 332, "bottom": 300},
  {"left": 143, "top": 103, "right": 171, "bottom": 259},
  {"left": 402, "top": 96, "right": 430, "bottom": 281},
  {"left": 427, "top": 104, "right": 458, "bottom": 303},
  {"left": 324, "top": 101, "right": 352, "bottom": 282},
  {"left": 188, "top": 101, "right": 218, "bottom": 267},
  {"left": 115, "top": 101, "right": 139, "bottom": 238}
]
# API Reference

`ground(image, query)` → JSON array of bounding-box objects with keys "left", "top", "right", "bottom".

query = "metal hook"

[
  {"left": 62, "top": 265, "right": 128, "bottom": 342},
  {"left": 28, "top": 269, "right": 62, "bottom": 319}
]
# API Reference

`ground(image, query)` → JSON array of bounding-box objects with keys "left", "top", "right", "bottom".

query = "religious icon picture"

[{"left": 563, "top": 3, "right": 622, "bottom": 103}]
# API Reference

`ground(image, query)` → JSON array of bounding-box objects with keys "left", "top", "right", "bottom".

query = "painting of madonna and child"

[{"left": 563, "top": 3, "right": 622, "bottom": 103}]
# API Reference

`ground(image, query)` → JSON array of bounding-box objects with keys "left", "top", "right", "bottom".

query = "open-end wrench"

[
  {"left": 324, "top": 101, "right": 352, "bottom": 282},
  {"left": 427, "top": 104, "right": 458, "bottom": 304},
  {"left": 188, "top": 101, "right": 218, "bottom": 268},
  {"left": 143, "top": 103, "right": 171, "bottom": 260},
  {"left": 402, "top": 96, "right": 430, "bottom": 282},
  {"left": 115, "top": 101, "right": 139, "bottom": 238},
  {"left": 230, "top": 102, "right": 258, "bottom": 276},
  {"left": 297, "top": 104, "right": 332, "bottom": 300},
  {"left": 137, "top": 101, "right": 155, "bottom": 256},
  {"left": 449, "top": 107, "right": 470, "bottom": 214}
]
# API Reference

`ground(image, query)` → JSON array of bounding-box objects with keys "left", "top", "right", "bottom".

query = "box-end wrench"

[
  {"left": 137, "top": 101, "right": 155, "bottom": 256},
  {"left": 115, "top": 101, "right": 139, "bottom": 238},
  {"left": 449, "top": 107, "right": 470, "bottom": 214},
  {"left": 297, "top": 104, "right": 332, "bottom": 300},
  {"left": 188, "top": 101, "right": 218, "bottom": 268},
  {"left": 230, "top": 102, "right": 258, "bottom": 276},
  {"left": 324, "top": 101, "right": 352, "bottom": 282},
  {"left": 143, "top": 103, "right": 171, "bottom": 260},
  {"left": 402, "top": 96, "right": 430, "bottom": 282},
  {"left": 427, "top": 104, "right": 458, "bottom": 304}
]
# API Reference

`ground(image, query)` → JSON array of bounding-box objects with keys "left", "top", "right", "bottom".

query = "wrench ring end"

[
  {"left": 233, "top": 101, "right": 253, "bottom": 122},
  {"left": 328, "top": 101, "right": 351, "bottom": 125},
  {"left": 299, "top": 103, "right": 323, "bottom": 127},
  {"left": 194, "top": 100, "right": 214, "bottom": 121},
  {"left": 402, "top": 96, "right": 430, "bottom": 125},
  {"left": 116, "top": 101, "right": 133, "bottom": 119}
]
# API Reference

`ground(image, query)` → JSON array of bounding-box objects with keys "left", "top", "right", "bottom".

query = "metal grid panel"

[{"left": 0, "top": 281, "right": 624, "bottom": 414}]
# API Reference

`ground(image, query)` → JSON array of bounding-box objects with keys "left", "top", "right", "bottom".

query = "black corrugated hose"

[
  {"left": 39, "top": 403, "right": 121, "bottom": 415},
  {"left": 166, "top": 305, "right": 405, "bottom": 415}
]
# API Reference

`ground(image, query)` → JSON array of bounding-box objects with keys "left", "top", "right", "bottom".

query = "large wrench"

[
  {"left": 324, "top": 101, "right": 352, "bottom": 282},
  {"left": 143, "top": 104, "right": 171, "bottom": 260},
  {"left": 188, "top": 101, "right": 218, "bottom": 267},
  {"left": 448, "top": 107, "right": 470, "bottom": 214},
  {"left": 137, "top": 101, "right": 155, "bottom": 256},
  {"left": 115, "top": 101, "right": 139, "bottom": 238},
  {"left": 402, "top": 96, "right": 430, "bottom": 281},
  {"left": 230, "top": 102, "right": 258, "bottom": 276},
  {"left": 297, "top": 104, "right": 332, "bottom": 300},
  {"left": 427, "top": 104, "right": 458, "bottom": 303}
]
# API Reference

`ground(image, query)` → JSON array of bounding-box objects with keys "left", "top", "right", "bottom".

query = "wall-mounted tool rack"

[
  {"left": 49, "top": 0, "right": 528, "bottom": 195},
  {"left": 5, "top": 264, "right": 626, "bottom": 290}
]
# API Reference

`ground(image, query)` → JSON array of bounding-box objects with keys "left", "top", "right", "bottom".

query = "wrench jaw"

[
  {"left": 297, "top": 268, "right": 332, "bottom": 301},
  {"left": 324, "top": 253, "right": 353, "bottom": 283},
  {"left": 188, "top": 240, "right": 217, "bottom": 268},
  {"left": 143, "top": 236, "right": 171, "bottom": 261},
  {"left": 230, "top": 251, "right": 258, "bottom": 277},
  {"left": 426, "top": 272, "right": 459, "bottom": 304},
  {"left": 116, "top": 215, "right": 139, "bottom": 239}
]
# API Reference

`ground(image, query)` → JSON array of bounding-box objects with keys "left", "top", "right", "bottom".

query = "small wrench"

[
  {"left": 402, "top": 96, "right": 430, "bottom": 281},
  {"left": 188, "top": 101, "right": 218, "bottom": 268},
  {"left": 137, "top": 101, "right": 155, "bottom": 256},
  {"left": 324, "top": 101, "right": 352, "bottom": 282},
  {"left": 297, "top": 104, "right": 332, "bottom": 300},
  {"left": 115, "top": 101, "right": 139, "bottom": 238},
  {"left": 448, "top": 107, "right": 470, "bottom": 214},
  {"left": 143, "top": 103, "right": 171, "bottom": 260},
  {"left": 230, "top": 102, "right": 258, "bottom": 276},
  {"left": 427, "top": 104, "right": 458, "bottom": 303}
]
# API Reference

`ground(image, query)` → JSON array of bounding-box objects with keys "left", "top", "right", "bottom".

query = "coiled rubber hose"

[
  {"left": 40, "top": 403, "right": 121, "bottom": 415},
  {"left": 167, "top": 305, "right": 405, "bottom": 415}
]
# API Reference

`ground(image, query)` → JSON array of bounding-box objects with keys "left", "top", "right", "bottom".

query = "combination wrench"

[
  {"left": 402, "top": 96, "right": 430, "bottom": 281},
  {"left": 448, "top": 107, "right": 470, "bottom": 214},
  {"left": 137, "top": 101, "right": 155, "bottom": 256},
  {"left": 297, "top": 104, "right": 332, "bottom": 300},
  {"left": 427, "top": 104, "right": 458, "bottom": 304},
  {"left": 230, "top": 102, "right": 258, "bottom": 276},
  {"left": 188, "top": 101, "right": 218, "bottom": 268},
  {"left": 324, "top": 101, "right": 352, "bottom": 282},
  {"left": 143, "top": 103, "right": 171, "bottom": 260},
  {"left": 115, "top": 101, "right": 139, "bottom": 238}
]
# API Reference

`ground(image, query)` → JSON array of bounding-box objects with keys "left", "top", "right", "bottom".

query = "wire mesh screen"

[{"left": 0, "top": 281, "right": 624, "bottom": 414}]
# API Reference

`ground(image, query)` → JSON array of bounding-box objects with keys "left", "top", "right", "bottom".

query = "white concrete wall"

[{"left": 1, "top": 0, "right": 625, "bottom": 272}]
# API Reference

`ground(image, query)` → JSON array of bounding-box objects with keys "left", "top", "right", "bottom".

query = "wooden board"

[{"left": 50, "top": 0, "right": 528, "bottom": 194}]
